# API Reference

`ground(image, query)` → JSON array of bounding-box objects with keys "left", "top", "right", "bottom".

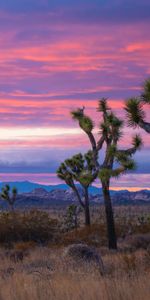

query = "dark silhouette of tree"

[
  {"left": 1, "top": 185, "right": 17, "bottom": 211},
  {"left": 57, "top": 152, "right": 98, "bottom": 226},
  {"left": 125, "top": 79, "right": 150, "bottom": 133},
  {"left": 71, "top": 99, "right": 142, "bottom": 249}
]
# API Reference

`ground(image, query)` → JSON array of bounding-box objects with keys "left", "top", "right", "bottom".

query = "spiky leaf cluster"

[
  {"left": 125, "top": 79, "right": 150, "bottom": 132},
  {"left": 1, "top": 185, "right": 18, "bottom": 206},
  {"left": 97, "top": 98, "right": 110, "bottom": 113},
  {"left": 57, "top": 151, "right": 97, "bottom": 188},
  {"left": 132, "top": 134, "right": 143, "bottom": 149},
  {"left": 99, "top": 151, "right": 136, "bottom": 181},
  {"left": 71, "top": 109, "right": 94, "bottom": 133},
  {"left": 57, "top": 163, "right": 74, "bottom": 187},
  {"left": 99, "top": 111, "right": 123, "bottom": 144},
  {"left": 125, "top": 98, "right": 145, "bottom": 127},
  {"left": 141, "top": 79, "right": 150, "bottom": 103}
]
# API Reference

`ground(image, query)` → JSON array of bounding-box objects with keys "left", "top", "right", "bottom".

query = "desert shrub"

[
  {"left": 126, "top": 233, "right": 150, "bottom": 250},
  {"left": 122, "top": 253, "right": 136, "bottom": 274},
  {"left": 114, "top": 213, "right": 150, "bottom": 239},
  {"left": 14, "top": 241, "right": 37, "bottom": 251},
  {"left": 0, "top": 210, "right": 59, "bottom": 245},
  {"left": 60, "top": 223, "right": 107, "bottom": 247}
]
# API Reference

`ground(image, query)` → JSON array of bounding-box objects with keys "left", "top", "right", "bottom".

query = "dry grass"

[
  {"left": 0, "top": 272, "right": 149, "bottom": 300},
  {"left": 0, "top": 206, "right": 149, "bottom": 299},
  {"left": 0, "top": 246, "right": 149, "bottom": 300}
]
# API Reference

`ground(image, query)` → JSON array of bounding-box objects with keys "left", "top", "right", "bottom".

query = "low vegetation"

[
  {"left": 0, "top": 197, "right": 149, "bottom": 300},
  {"left": 0, "top": 210, "right": 58, "bottom": 245},
  {"left": 0, "top": 236, "right": 149, "bottom": 300}
]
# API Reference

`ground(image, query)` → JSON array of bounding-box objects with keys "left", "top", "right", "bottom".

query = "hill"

[{"left": 0, "top": 183, "right": 149, "bottom": 209}]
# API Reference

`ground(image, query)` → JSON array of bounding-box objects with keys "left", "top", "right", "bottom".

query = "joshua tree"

[
  {"left": 1, "top": 185, "right": 17, "bottom": 211},
  {"left": 125, "top": 79, "right": 150, "bottom": 133},
  {"left": 57, "top": 152, "right": 97, "bottom": 226},
  {"left": 71, "top": 99, "right": 142, "bottom": 249},
  {"left": 64, "top": 204, "right": 81, "bottom": 230}
]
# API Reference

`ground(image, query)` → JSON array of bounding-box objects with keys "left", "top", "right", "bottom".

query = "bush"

[
  {"left": 0, "top": 210, "right": 59, "bottom": 245},
  {"left": 126, "top": 233, "right": 150, "bottom": 250},
  {"left": 14, "top": 241, "right": 37, "bottom": 251},
  {"left": 60, "top": 224, "right": 107, "bottom": 247}
]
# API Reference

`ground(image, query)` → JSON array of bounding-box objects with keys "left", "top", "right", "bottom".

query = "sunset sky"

[{"left": 0, "top": 0, "right": 150, "bottom": 190}]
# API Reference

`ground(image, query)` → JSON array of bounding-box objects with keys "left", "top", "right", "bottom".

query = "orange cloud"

[{"left": 126, "top": 42, "right": 150, "bottom": 52}]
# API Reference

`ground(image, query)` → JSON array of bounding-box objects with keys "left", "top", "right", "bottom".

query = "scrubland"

[{"left": 0, "top": 205, "right": 149, "bottom": 300}]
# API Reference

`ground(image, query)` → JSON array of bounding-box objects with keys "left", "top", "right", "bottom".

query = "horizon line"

[{"left": 0, "top": 180, "right": 149, "bottom": 192}]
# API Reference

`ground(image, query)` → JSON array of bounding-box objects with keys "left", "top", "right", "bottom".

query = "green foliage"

[
  {"left": 115, "top": 151, "right": 131, "bottom": 164},
  {"left": 71, "top": 108, "right": 84, "bottom": 120},
  {"left": 97, "top": 98, "right": 110, "bottom": 113},
  {"left": 56, "top": 164, "right": 74, "bottom": 187},
  {"left": 71, "top": 108, "right": 94, "bottom": 133},
  {"left": 124, "top": 79, "right": 150, "bottom": 133},
  {"left": 115, "top": 151, "right": 136, "bottom": 173},
  {"left": 107, "top": 112, "right": 124, "bottom": 128},
  {"left": 57, "top": 151, "right": 96, "bottom": 188},
  {"left": 111, "top": 168, "right": 124, "bottom": 178},
  {"left": 64, "top": 204, "right": 81, "bottom": 231},
  {"left": 84, "top": 150, "right": 96, "bottom": 170},
  {"left": 1, "top": 185, "right": 18, "bottom": 211},
  {"left": 141, "top": 79, "right": 150, "bottom": 103},
  {"left": 78, "top": 170, "right": 94, "bottom": 186},
  {"left": 98, "top": 168, "right": 111, "bottom": 181},
  {"left": 125, "top": 98, "right": 145, "bottom": 127},
  {"left": 100, "top": 112, "right": 123, "bottom": 142},
  {"left": 121, "top": 158, "right": 136, "bottom": 171},
  {"left": 107, "top": 144, "right": 117, "bottom": 157},
  {"left": 79, "top": 115, "right": 94, "bottom": 133},
  {"left": 132, "top": 134, "right": 143, "bottom": 149},
  {"left": 99, "top": 121, "right": 110, "bottom": 138}
]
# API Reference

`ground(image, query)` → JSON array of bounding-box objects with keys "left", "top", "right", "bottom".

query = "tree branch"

[
  {"left": 96, "top": 136, "right": 105, "bottom": 151},
  {"left": 139, "top": 121, "right": 150, "bottom": 133}
]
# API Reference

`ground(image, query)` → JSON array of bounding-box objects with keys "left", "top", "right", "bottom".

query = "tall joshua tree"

[
  {"left": 1, "top": 184, "right": 17, "bottom": 212},
  {"left": 125, "top": 79, "right": 150, "bottom": 133},
  {"left": 57, "top": 152, "right": 97, "bottom": 226},
  {"left": 71, "top": 99, "right": 142, "bottom": 249}
]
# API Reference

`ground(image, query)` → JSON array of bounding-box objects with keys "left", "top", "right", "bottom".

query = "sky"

[{"left": 0, "top": 0, "right": 150, "bottom": 190}]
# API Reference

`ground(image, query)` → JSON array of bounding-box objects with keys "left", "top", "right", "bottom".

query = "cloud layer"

[{"left": 0, "top": 0, "right": 150, "bottom": 189}]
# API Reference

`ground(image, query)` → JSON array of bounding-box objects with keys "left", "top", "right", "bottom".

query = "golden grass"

[
  {"left": 0, "top": 205, "right": 149, "bottom": 299},
  {"left": 0, "top": 273, "right": 150, "bottom": 300},
  {"left": 0, "top": 247, "right": 149, "bottom": 300}
]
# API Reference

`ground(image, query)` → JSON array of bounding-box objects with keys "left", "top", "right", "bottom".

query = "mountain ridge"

[
  {"left": 0, "top": 181, "right": 149, "bottom": 195},
  {"left": 0, "top": 181, "right": 150, "bottom": 209}
]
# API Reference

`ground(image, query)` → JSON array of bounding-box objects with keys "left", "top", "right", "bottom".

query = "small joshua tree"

[
  {"left": 125, "top": 79, "right": 150, "bottom": 133},
  {"left": 64, "top": 204, "right": 81, "bottom": 231},
  {"left": 57, "top": 152, "right": 97, "bottom": 226},
  {"left": 1, "top": 185, "right": 18, "bottom": 211},
  {"left": 71, "top": 99, "right": 142, "bottom": 249}
]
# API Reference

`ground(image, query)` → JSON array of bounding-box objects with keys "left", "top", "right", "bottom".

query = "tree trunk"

[
  {"left": 102, "top": 181, "right": 117, "bottom": 250},
  {"left": 73, "top": 185, "right": 85, "bottom": 208},
  {"left": 84, "top": 188, "right": 91, "bottom": 226},
  {"left": 9, "top": 203, "right": 14, "bottom": 212},
  {"left": 74, "top": 213, "right": 78, "bottom": 229}
]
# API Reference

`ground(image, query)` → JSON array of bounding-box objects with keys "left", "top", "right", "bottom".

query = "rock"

[{"left": 64, "top": 243, "right": 104, "bottom": 275}]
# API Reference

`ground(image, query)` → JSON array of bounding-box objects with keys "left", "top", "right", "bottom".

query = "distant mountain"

[
  {"left": 0, "top": 181, "right": 71, "bottom": 193},
  {"left": 0, "top": 181, "right": 102, "bottom": 195},
  {"left": 0, "top": 181, "right": 130, "bottom": 196},
  {"left": 0, "top": 184, "right": 150, "bottom": 210}
]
